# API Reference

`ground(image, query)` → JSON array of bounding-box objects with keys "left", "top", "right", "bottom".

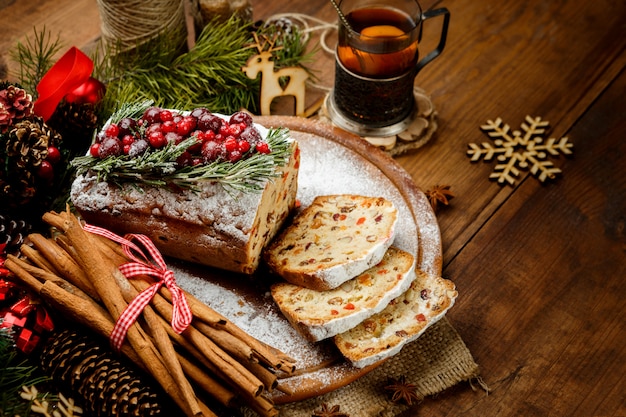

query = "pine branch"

[
  {"left": 0, "top": 326, "right": 50, "bottom": 417},
  {"left": 96, "top": 16, "right": 260, "bottom": 118},
  {"left": 9, "top": 27, "right": 64, "bottom": 97}
]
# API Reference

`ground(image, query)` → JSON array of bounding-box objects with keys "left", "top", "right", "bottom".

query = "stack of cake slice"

[{"left": 265, "top": 194, "right": 458, "bottom": 368}]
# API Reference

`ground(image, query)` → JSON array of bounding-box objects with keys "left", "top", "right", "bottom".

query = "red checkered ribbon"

[{"left": 83, "top": 224, "right": 192, "bottom": 351}]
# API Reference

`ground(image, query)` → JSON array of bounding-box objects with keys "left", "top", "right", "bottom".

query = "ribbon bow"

[
  {"left": 33, "top": 46, "right": 94, "bottom": 121},
  {"left": 83, "top": 224, "right": 192, "bottom": 351}
]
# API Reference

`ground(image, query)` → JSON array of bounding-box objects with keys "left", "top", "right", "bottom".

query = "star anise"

[
  {"left": 312, "top": 403, "right": 350, "bottom": 417},
  {"left": 384, "top": 375, "right": 422, "bottom": 406},
  {"left": 425, "top": 184, "right": 454, "bottom": 213}
]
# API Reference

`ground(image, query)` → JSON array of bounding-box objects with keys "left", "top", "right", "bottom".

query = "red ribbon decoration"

[
  {"left": 33, "top": 46, "right": 94, "bottom": 121},
  {"left": 82, "top": 224, "right": 192, "bottom": 351}
]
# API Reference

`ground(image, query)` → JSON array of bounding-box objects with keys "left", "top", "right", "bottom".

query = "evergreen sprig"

[
  {"left": 71, "top": 127, "right": 293, "bottom": 193},
  {"left": 0, "top": 325, "right": 50, "bottom": 417},
  {"left": 96, "top": 16, "right": 260, "bottom": 119},
  {"left": 9, "top": 27, "right": 63, "bottom": 97}
]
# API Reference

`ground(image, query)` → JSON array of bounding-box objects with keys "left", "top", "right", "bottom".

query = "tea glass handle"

[{"left": 415, "top": 7, "right": 450, "bottom": 74}]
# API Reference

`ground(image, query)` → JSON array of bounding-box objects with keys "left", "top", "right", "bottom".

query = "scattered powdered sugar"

[
  {"left": 172, "top": 264, "right": 333, "bottom": 368},
  {"left": 294, "top": 132, "right": 418, "bottom": 255}
]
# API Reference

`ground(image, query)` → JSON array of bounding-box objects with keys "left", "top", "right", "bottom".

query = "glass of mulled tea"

[{"left": 327, "top": 0, "right": 449, "bottom": 136}]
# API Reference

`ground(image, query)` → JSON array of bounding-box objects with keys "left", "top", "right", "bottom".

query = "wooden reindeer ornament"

[{"left": 242, "top": 33, "right": 309, "bottom": 116}]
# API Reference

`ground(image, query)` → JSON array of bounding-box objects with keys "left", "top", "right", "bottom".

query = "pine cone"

[
  {"left": 40, "top": 327, "right": 167, "bottom": 417},
  {"left": 1, "top": 116, "right": 62, "bottom": 208},
  {"left": 0, "top": 213, "right": 32, "bottom": 256},
  {"left": 5, "top": 116, "right": 59, "bottom": 169},
  {"left": 0, "top": 83, "right": 34, "bottom": 132},
  {"left": 47, "top": 101, "right": 98, "bottom": 155}
]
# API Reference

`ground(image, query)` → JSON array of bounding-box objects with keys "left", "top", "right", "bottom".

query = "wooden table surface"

[{"left": 1, "top": 0, "right": 625, "bottom": 416}]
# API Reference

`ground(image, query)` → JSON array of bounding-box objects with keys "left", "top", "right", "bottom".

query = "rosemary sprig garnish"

[{"left": 71, "top": 128, "right": 292, "bottom": 193}]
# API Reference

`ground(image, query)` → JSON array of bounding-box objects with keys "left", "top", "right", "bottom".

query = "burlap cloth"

[{"left": 242, "top": 317, "right": 481, "bottom": 417}]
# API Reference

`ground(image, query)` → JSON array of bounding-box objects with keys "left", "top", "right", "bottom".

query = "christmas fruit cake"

[
  {"left": 70, "top": 105, "right": 300, "bottom": 274},
  {"left": 264, "top": 194, "right": 399, "bottom": 291},
  {"left": 334, "top": 270, "right": 458, "bottom": 368},
  {"left": 270, "top": 246, "right": 416, "bottom": 342}
]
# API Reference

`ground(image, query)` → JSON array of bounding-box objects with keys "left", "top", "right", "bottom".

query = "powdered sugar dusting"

[
  {"left": 294, "top": 132, "right": 418, "bottom": 255},
  {"left": 172, "top": 265, "right": 332, "bottom": 368}
]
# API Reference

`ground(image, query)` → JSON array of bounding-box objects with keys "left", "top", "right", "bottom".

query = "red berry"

[
  {"left": 122, "top": 135, "right": 135, "bottom": 146},
  {"left": 148, "top": 131, "right": 167, "bottom": 148},
  {"left": 123, "top": 144, "right": 132, "bottom": 154},
  {"left": 90, "top": 143, "right": 100, "bottom": 157},
  {"left": 237, "top": 140, "right": 251, "bottom": 153},
  {"left": 118, "top": 117, "right": 137, "bottom": 136},
  {"left": 204, "top": 130, "right": 216, "bottom": 141},
  {"left": 229, "top": 111, "right": 253, "bottom": 126},
  {"left": 228, "top": 150, "right": 242, "bottom": 163},
  {"left": 224, "top": 136, "right": 238, "bottom": 152},
  {"left": 37, "top": 161, "right": 54, "bottom": 182},
  {"left": 142, "top": 107, "right": 162, "bottom": 125},
  {"left": 201, "top": 140, "right": 222, "bottom": 162},
  {"left": 197, "top": 113, "right": 222, "bottom": 133},
  {"left": 255, "top": 141, "right": 270, "bottom": 154},
  {"left": 95, "top": 131, "right": 107, "bottom": 143},
  {"left": 128, "top": 139, "right": 149, "bottom": 157},
  {"left": 46, "top": 146, "right": 62, "bottom": 164},
  {"left": 161, "top": 120, "right": 176, "bottom": 133},
  {"left": 176, "top": 116, "right": 197, "bottom": 136},
  {"left": 165, "top": 131, "right": 182, "bottom": 144},
  {"left": 240, "top": 126, "right": 262, "bottom": 144},
  {"left": 176, "top": 151, "right": 192, "bottom": 167},
  {"left": 192, "top": 130, "right": 206, "bottom": 141},
  {"left": 190, "top": 107, "right": 210, "bottom": 119},
  {"left": 146, "top": 123, "right": 162, "bottom": 136},
  {"left": 187, "top": 139, "right": 202, "bottom": 154},
  {"left": 104, "top": 123, "right": 120, "bottom": 138},
  {"left": 159, "top": 109, "right": 174, "bottom": 123},
  {"left": 99, "top": 137, "right": 123, "bottom": 157},
  {"left": 219, "top": 123, "right": 231, "bottom": 137}
]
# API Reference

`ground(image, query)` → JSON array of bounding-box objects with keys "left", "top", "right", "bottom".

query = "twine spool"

[{"left": 96, "top": 0, "right": 187, "bottom": 51}]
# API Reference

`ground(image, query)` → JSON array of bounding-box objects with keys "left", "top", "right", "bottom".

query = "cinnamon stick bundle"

[{"left": 6, "top": 208, "right": 294, "bottom": 417}]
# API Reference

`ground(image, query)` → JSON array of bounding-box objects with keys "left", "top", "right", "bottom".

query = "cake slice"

[
  {"left": 264, "top": 194, "right": 398, "bottom": 291},
  {"left": 334, "top": 270, "right": 458, "bottom": 368},
  {"left": 271, "top": 247, "right": 415, "bottom": 342}
]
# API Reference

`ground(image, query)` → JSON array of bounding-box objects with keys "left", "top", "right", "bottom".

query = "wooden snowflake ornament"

[{"left": 467, "top": 115, "right": 574, "bottom": 185}]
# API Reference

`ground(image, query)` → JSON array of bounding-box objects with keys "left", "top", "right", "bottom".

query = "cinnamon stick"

[
  {"left": 41, "top": 210, "right": 203, "bottom": 417},
  {"left": 28, "top": 233, "right": 97, "bottom": 299}
]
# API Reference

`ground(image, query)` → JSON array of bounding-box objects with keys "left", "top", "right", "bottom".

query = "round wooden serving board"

[{"left": 171, "top": 116, "right": 442, "bottom": 404}]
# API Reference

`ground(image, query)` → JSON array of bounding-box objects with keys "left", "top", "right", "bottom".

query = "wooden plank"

[
  {"left": 0, "top": 0, "right": 101, "bottom": 81},
  {"left": 408, "top": 65, "right": 626, "bottom": 417},
  {"left": 394, "top": 0, "right": 626, "bottom": 266}
]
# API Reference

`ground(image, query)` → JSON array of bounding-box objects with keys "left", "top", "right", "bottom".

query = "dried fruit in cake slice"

[
  {"left": 264, "top": 194, "right": 399, "bottom": 291},
  {"left": 271, "top": 246, "right": 416, "bottom": 342},
  {"left": 334, "top": 270, "right": 458, "bottom": 368}
]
